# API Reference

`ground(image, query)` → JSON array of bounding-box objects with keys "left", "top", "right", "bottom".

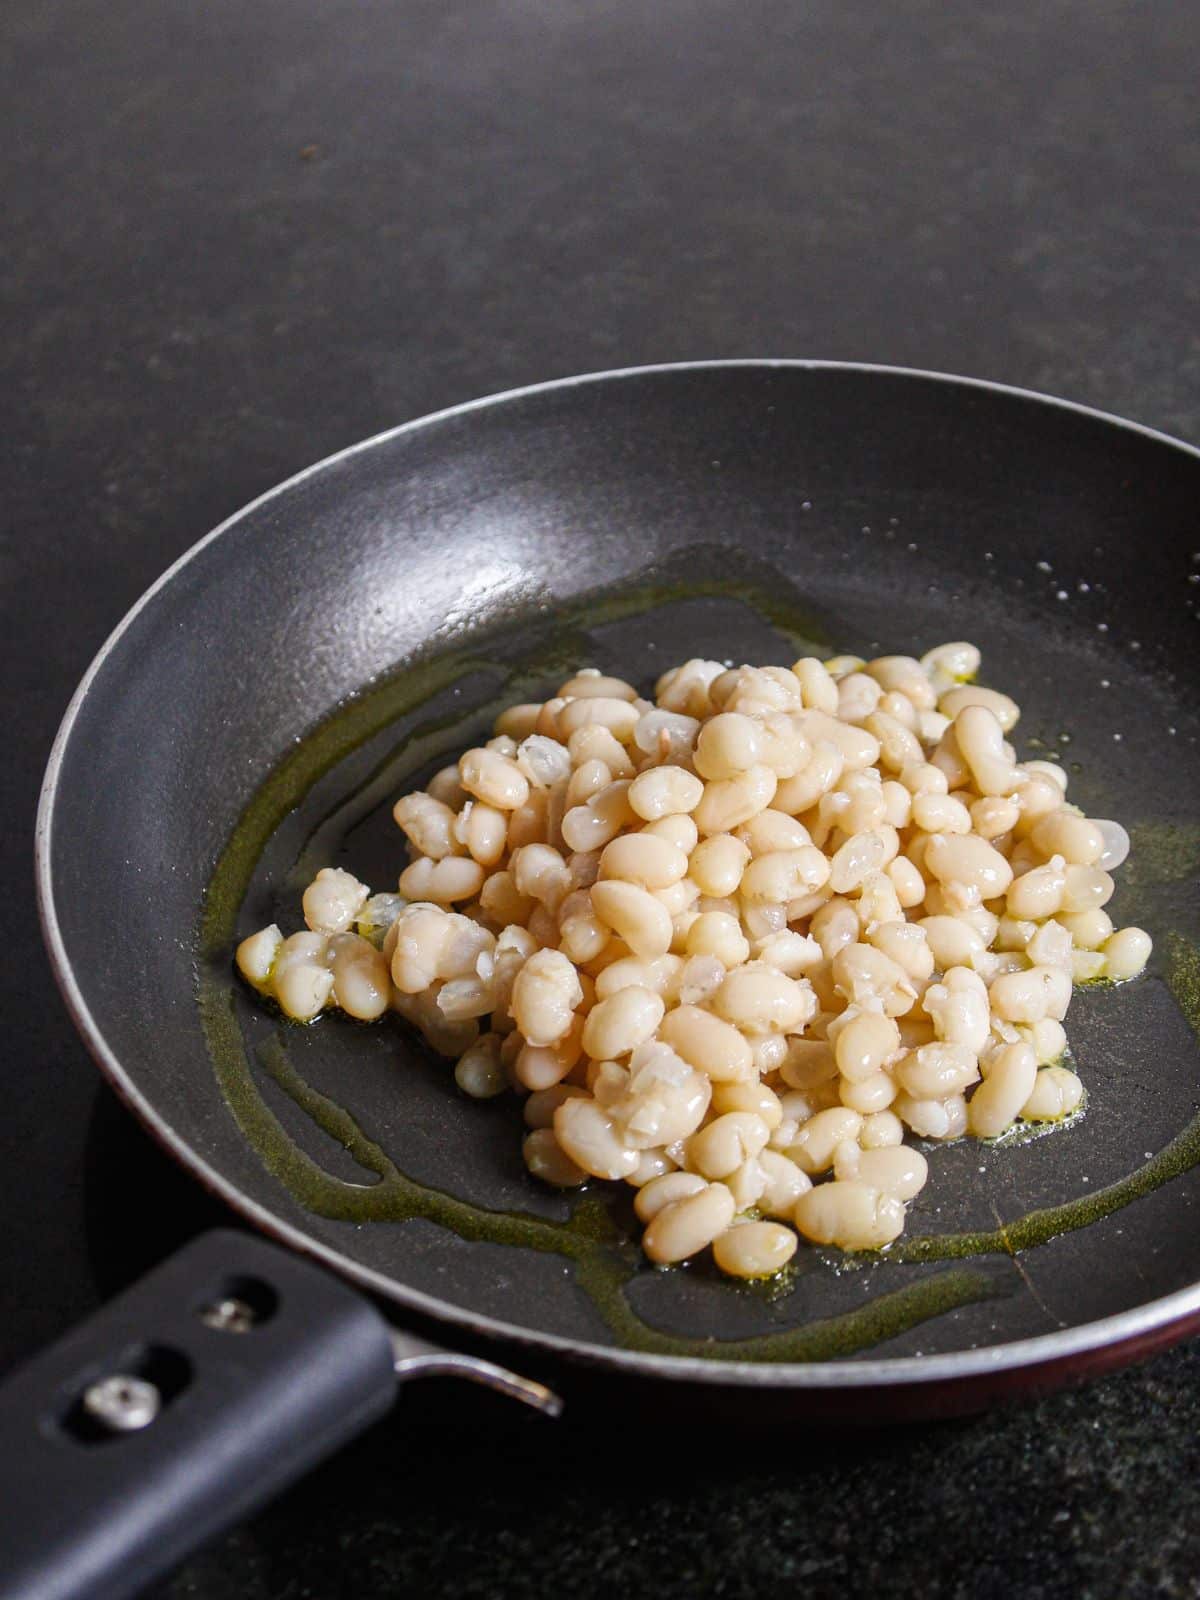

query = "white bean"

[
  {"left": 694, "top": 712, "right": 763, "bottom": 779},
  {"left": 523, "top": 1082, "right": 588, "bottom": 1129},
  {"left": 1058, "top": 908, "right": 1114, "bottom": 951},
  {"left": 741, "top": 847, "right": 831, "bottom": 903},
  {"left": 1021, "top": 1065, "right": 1085, "bottom": 1122},
  {"left": 523, "top": 1128, "right": 588, "bottom": 1187},
  {"left": 793, "top": 1182, "right": 905, "bottom": 1249},
  {"left": 789, "top": 1106, "right": 863, "bottom": 1174},
  {"left": 867, "top": 655, "right": 937, "bottom": 709},
  {"left": 514, "top": 1018, "right": 584, "bottom": 1090},
  {"left": 459, "top": 747, "right": 530, "bottom": 810},
  {"left": 757, "top": 1150, "right": 813, "bottom": 1215},
  {"left": 693, "top": 765, "right": 778, "bottom": 834},
  {"left": 1093, "top": 819, "right": 1131, "bottom": 871},
  {"left": 236, "top": 924, "right": 283, "bottom": 989},
  {"left": 833, "top": 1010, "right": 901, "bottom": 1082},
  {"left": 510, "top": 948, "right": 582, "bottom": 1045},
  {"left": 938, "top": 684, "right": 1019, "bottom": 731},
  {"left": 787, "top": 656, "right": 837, "bottom": 712},
  {"left": 553, "top": 1097, "right": 638, "bottom": 1179},
  {"left": 712, "top": 1080, "right": 784, "bottom": 1129},
  {"left": 954, "top": 704, "right": 1021, "bottom": 796},
  {"left": 920, "top": 640, "right": 981, "bottom": 691},
  {"left": 860, "top": 1109, "right": 905, "bottom": 1149},
  {"left": 726, "top": 1155, "right": 768, "bottom": 1208},
  {"left": 839, "top": 1144, "right": 928, "bottom": 1199},
  {"left": 774, "top": 741, "right": 844, "bottom": 812},
  {"left": 912, "top": 792, "right": 972, "bottom": 835},
  {"left": 628, "top": 764, "right": 704, "bottom": 820},
  {"left": 398, "top": 855, "right": 486, "bottom": 904},
  {"left": 895, "top": 1042, "right": 980, "bottom": 1098},
  {"left": 594, "top": 953, "right": 684, "bottom": 1001},
  {"left": 1061, "top": 864, "right": 1115, "bottom": 914},
  {"left": 631, "top": 1153, "right": 679, "bottom": 1193},
  {"left": 634, "top": 1170, "right": 709, "bottom": 1223},
  {"left": 828, "top": 829, "right": 892, "bottom": 893},
  {"left": 967, "top": 1042, "right": 1037, "bottom": 1137},
  {"left": 511, "top": 842, "right": 571, "bottom": 909},
  {"left": 1103, "top": 926, "right": 1152, "bottom": 981},
  {"left": 686, "top": 912, "right": 751, "bottom": 969},
  {"left": 590, "top": 879, "right": 675, "bottom": 959},
  {"left": 581, "top": 986, "right": 665, "bottom": 1059},
  {"left": 646, "top": 813, "right": 700, "bottom": 854},
  {"left": 1031, "top": 810, "right": 1105, "bottom": 866},
  {"left": 924, "top": 833, "right": 1014, "bottom": 901},
  {"left": 736, "top": 809, "right": 813, "bottom": 855},
  {"left": 610, "top": 1042, "right": 712, "bottom": 1148},
  {"left": 274, "top": 956, "right": 334, "bottom": 1021},
  {"left": 713, "top": 963, "right": 816, "bottom": 1034},
  {"left": 779, "top": 1038, "right": 838, "bottom": 1090},
  {"left": 557, "top": 696, "right": 640, "bottom": 743},
  {"left": 893, "top": 1093, "right": 952, "bottom": 1139},
  {"left": 642, "top": 1182, "right": 736, "bottom": 1262},
  {"left": 923, "top": 966, "right": 990, "bottom": 1052},
  {"left": 988, "top": 965, "right": 1068, "bottom": 1024},
  {"left": 330, "top": 934, "right": 392, "bottom": 1020},
  {"left": 302, "top": 867, "right": 371, "bottom": 934},
  {"left": 1025, "top": 1016, "right": 1067, "bottom": 1065},
  {"left": 1006, "top": 859, "right": 1066, "bottom": 920},
  {"left": 687, "top": 1113, "right": 771, "bottom": 1180},
  {"left": 659, "top": 1004, "right": 755, "bottom": 1083},
  {"left": 888, "top": 855, "right": 927, "bottom": 908},
  {"left": 455, "top": 1034, "right": 508, "bottom": 1098},
  {"left": 868, "top": 921, "right": 934, "bottom": 983},
  {"left": 599, "top": 832, "right": 688, "bottom": 889},
  {"left": 688, "top": 833, "right": 751, "bottom": 897},
  {"left": 839, "top": 1071, "right": 898, "bottom": 1114},
  {"left": 713, "top": 1221, "right": 798, "bottom": 1279}
]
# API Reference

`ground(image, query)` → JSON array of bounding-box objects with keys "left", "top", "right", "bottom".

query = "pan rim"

[{"left": 35, "top": 357, "right": 1200, "bottom": 1388}]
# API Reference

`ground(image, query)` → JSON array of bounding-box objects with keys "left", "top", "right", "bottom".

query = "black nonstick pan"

[{"left": 9, "top": 362, "right": 1200, "bottom": 1599}]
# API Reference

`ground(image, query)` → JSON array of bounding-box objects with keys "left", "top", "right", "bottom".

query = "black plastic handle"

[{"left": 0, "top": 1229, "right": 398, "bottom": 1600}]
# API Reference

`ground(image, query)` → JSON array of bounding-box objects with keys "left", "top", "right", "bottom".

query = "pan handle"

[{"left": 0, "top": 1228, "right": 560, "bottom": 1600}]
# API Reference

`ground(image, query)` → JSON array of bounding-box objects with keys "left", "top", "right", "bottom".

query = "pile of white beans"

[{"left": 237, "top": 643, "right": 1152, "bottom": 1279}]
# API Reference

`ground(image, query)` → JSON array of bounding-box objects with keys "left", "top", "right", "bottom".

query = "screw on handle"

[
  {"left": 200, "top": 1295, "right": 259, "bottom": 1333},
  {"left": 81, "top": 1375, "right": 162, "bottom": 1433}
]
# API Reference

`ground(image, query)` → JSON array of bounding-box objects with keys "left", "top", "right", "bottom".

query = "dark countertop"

[{"left": 4, "top": 2, "right": 1200, "bottom": 1595}]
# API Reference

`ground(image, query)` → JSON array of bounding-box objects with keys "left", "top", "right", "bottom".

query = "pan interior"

[{"left": 45, "top": 366, "right": 1200, "bottom": 1369}]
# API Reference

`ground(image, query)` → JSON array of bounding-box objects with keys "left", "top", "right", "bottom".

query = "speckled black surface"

[{"left": 5, "top": 0, "right": 1200, "bottom": 1595}]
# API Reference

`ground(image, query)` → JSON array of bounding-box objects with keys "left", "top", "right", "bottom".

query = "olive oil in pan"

[
  {"left": 199, "top": 937, "right": 1200, "bottom": 1358},
  {"left": 198, "top": 571, "right": 1200, "bottom": 1360},
  {"left": 198, "top": 985, "right": 1007, "bottom": 1362}
]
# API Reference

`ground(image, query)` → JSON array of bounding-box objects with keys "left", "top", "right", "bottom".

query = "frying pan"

[{"left": 8, "top": 361, "right": 1200, "bottom": 1599}]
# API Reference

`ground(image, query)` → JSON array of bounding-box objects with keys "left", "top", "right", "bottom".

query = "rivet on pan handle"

[{"left": 0, "top": 1229, "right": 561, "bottom": 1600}]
